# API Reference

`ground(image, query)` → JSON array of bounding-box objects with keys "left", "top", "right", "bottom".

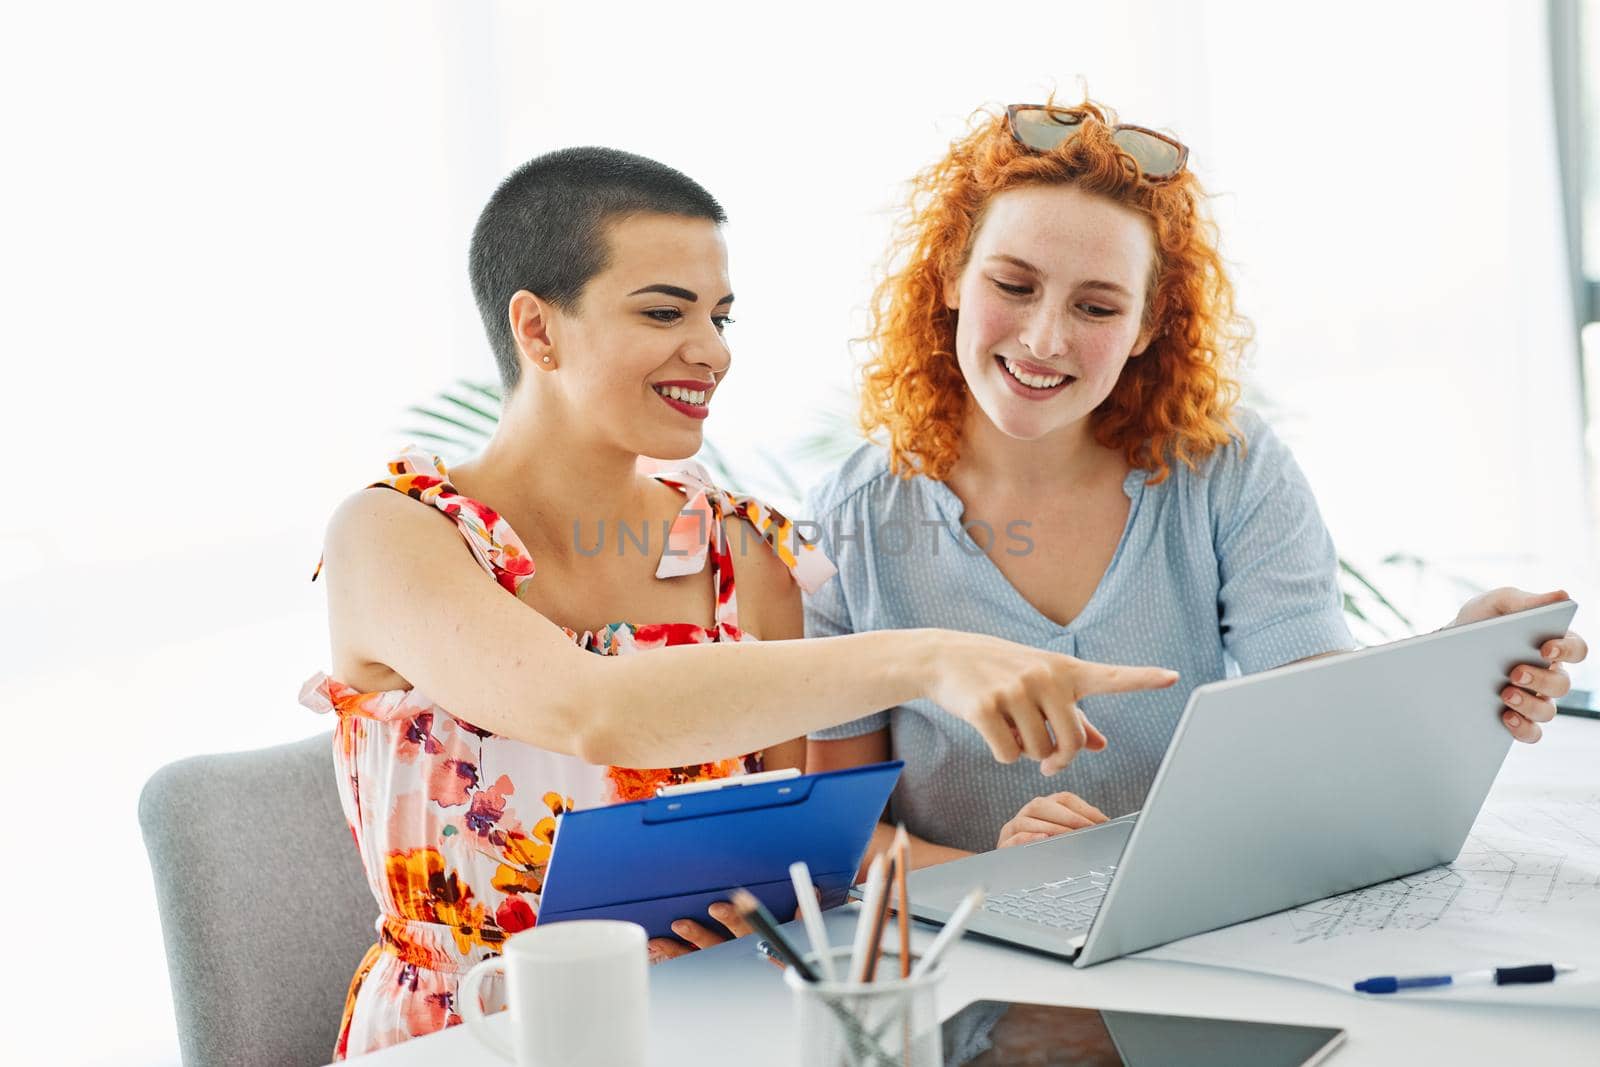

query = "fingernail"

[
  {"left": 1507, "top": 713, "right": 1522, "bottom": 726},
  {"left": 671, "top": 922, "right": 688, "bottom": 935},
  {"left": 1516, "top": 670, "right": 1532, "bottom": 685},
  {"left": 1508, "top": 691, "right": 1523, "bottom": 706}
]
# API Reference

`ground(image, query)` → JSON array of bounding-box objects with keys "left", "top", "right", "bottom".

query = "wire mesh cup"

[{"left": 782, "top": 947, "right": 944, "bottom": 1067}]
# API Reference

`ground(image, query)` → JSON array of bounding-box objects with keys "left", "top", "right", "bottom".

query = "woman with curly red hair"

[{"left": 793, "top": 100, "right": 1586, "bottom": 872}]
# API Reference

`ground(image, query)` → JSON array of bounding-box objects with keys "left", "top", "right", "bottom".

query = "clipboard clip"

[
  {"left": 655, "top": 766, "right": 802, "bottom": 798},
  {"left": 645, "top": 767, "right": 813, "bottom": 823}
]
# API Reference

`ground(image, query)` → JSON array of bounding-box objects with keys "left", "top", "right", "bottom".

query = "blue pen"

[{"left": 1354, "top": 962, "right": 1576, "bottom": 994}]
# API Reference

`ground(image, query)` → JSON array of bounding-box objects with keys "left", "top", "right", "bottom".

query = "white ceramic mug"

[{"left": 457, "top": 920, "right": 648, "bottom": 1066}]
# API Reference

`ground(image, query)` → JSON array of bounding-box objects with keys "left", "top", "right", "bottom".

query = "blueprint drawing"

[{"left": 1284, "top": 797, "right": 1600, "bottom": 942}]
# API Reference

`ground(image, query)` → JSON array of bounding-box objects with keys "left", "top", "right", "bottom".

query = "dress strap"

[
  {"left": 312, "top": 447, "right": 536, "bottom": 595},
  {"left": 380, "top": 448, "right": 537, "bottom": 594},
  {"left": 649, "top": 460, "right": 837, "bottom": 631}
]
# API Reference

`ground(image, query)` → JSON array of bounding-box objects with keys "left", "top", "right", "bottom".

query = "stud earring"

[{"left": 542, "top": 356, "right": 551, "bottom": 363}]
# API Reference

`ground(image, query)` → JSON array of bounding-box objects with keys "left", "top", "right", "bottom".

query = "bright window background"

[
  {"left": 2, "top": 2, "right": 1593, "bottom": 1063},
  {"left": 1583, "top": 0, "right": 1600, "bottom": 278}
]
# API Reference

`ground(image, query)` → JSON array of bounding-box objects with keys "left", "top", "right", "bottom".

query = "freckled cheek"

[
  {"left": 959, "top": 295, "right": 1025, "bottom": 358},
  {"left": 1077, "top": 330, "right": 1140, "bottom": 380}
]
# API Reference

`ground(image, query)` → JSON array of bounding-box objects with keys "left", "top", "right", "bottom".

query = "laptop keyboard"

[{"left": 982, "top": 865, "right": 1117, "bottom": 931}]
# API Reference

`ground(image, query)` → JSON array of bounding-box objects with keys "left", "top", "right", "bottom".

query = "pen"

[
  {"left": 789, "top": 861, "right": 838, "bottom": 983},
  {"left": 730, "top": 889, "right": 818, "bottom": 982},
  {"left": 1354, "top": 963, "right": 1577, "bottom": 994},
  {"left": 910, "top": 887, "right": 984, "bottom": 981}
]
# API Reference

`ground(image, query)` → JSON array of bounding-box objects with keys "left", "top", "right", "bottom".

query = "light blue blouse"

[{"left": 804, "top": 408, "right": 1355, "bottom": 853}]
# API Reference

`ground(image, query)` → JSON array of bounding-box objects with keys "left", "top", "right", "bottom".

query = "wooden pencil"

[
  {"left": 849, "top": 855, "right": 889, "bottom": 984},
  {"left": 861, "top": 849, "right": 896, "bottom": 983},
  {"left": 893, "top": 825, "right": 912, "bottom": 979}
]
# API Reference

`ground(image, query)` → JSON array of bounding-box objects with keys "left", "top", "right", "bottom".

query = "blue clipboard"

[{"left": 537, "top": 761, "right": 903, "bottom": 939}]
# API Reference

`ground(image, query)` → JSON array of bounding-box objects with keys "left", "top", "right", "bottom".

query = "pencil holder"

[{"left": 783, "top": 947, "right": 944, "bottom": 1067}]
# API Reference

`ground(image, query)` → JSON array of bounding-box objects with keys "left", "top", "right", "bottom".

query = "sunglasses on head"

[{"left": 1006, "top": 104, "right": 1188, "bottom": 183}]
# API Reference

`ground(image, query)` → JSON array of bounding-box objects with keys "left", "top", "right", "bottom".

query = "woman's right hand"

[{"left": 918, "top": 631, "right": 1178, "bottom": 775}]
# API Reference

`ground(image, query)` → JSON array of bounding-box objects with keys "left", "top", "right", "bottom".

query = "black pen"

[{"left": 731, "top": 888, "right": 818, "bottom": 982}]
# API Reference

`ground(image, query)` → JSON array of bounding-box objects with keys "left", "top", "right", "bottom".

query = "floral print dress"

[{"left": 299, "top": 448, "right": 835, "bottom": 1060}]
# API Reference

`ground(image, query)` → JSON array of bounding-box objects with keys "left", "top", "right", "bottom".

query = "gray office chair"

[{"left": 139, "top": 732, "right": 377, "bottom": 1067}]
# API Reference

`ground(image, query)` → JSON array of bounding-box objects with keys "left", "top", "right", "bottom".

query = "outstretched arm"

[{"left": 323, "top": 487, "right": 1178, "bottom": 769}]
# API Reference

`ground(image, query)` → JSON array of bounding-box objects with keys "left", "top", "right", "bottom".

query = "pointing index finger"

[{"left": 1078, "top": 664, "right": 1180, "bottom": 697}]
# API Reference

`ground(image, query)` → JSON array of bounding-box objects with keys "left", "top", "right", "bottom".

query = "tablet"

[
  {"left": 943, "top": 1000, "right": 1345, "bottom": 1067},
  {"left": 537, "top": 760, "right": 902, "bottom": 939}
]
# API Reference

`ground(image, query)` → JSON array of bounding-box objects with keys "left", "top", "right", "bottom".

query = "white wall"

[{"left": 1, "top": 1, "right": 1592, "bottom": 1062}]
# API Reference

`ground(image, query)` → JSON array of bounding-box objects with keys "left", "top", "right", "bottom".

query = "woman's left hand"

[
  {"left": 647, "top": 892, "right": 818, "bottom": 963},
  {"left": 647, "top": 900, "right": 752, "bottom": 962},
  {"left": 1450, "top": 587, "right": 1589, "bottom": 743}
]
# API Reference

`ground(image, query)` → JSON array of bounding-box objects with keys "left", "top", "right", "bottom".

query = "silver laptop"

[{"left": 905, "top": 599, "right": 1579, "bottom": 966}]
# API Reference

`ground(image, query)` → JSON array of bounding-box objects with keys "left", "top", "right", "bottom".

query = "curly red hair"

[{"left": 859, "top": 99, "right": 1248, "bottom": 484}]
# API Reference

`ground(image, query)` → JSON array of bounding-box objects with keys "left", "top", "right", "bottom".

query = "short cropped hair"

[{"left": 468, "top": 147, "right": 727, "bottom": 390}]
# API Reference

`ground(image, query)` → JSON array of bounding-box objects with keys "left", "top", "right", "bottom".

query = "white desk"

[{"left": 350, "top": 719, "right": 1600, "bottom": 1065}]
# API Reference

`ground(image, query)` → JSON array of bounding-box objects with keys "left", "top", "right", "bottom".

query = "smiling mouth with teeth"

[
  {"left": 997, "top": 356, "right": 1074, "bottom": 391},
  {"left": 651, "top": 381, "right": 713, "bottom": 420},
  {"left": 652, "top": 384, "right": 709, "bottom": 405}
]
